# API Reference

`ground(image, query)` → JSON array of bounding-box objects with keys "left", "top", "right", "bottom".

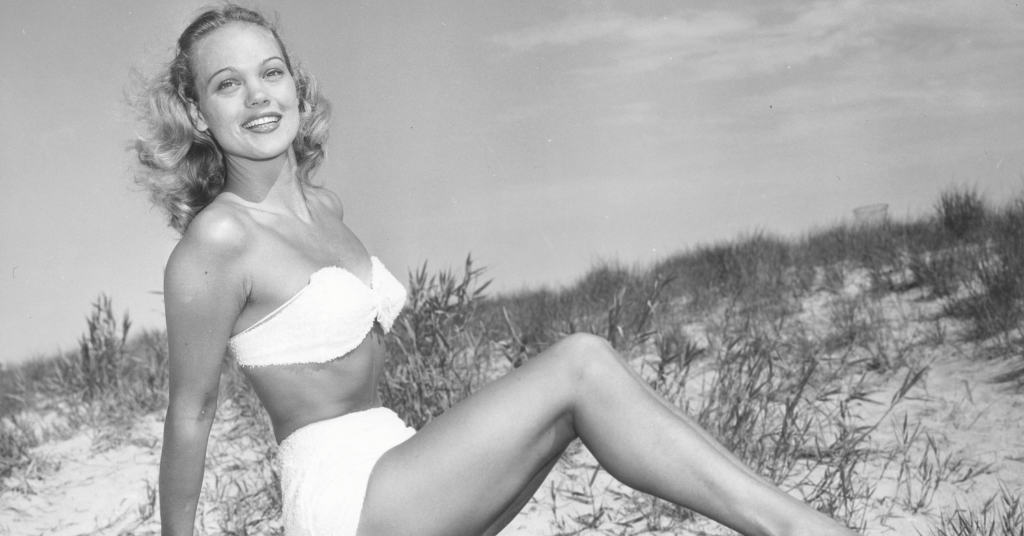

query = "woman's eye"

[
  {"left": 217, "top": 79, "right": 238, "bottom": 90},
  {"left": 265, "top": 68, "right": 284, "bottom": 79}
]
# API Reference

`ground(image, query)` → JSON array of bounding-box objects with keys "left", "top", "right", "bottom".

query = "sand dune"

[{"left": 2, "top": 270, "right": 1022, "bottom": 536}]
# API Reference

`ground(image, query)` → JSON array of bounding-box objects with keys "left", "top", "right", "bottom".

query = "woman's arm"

[{"left": 159, "top": 210, "right": 249, "bottom": 536}]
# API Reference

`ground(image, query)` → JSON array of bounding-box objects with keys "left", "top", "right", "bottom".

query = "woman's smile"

[{"left": 241, "top": 112, "right": 282, "bottom": 133}]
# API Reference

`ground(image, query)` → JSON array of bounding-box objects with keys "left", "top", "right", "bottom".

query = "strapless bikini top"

[{"left": 227, "top": 256, "right": 406, "bottom": 367}]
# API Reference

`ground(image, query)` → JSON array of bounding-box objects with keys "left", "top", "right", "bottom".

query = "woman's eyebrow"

[
  {"left": 206, "top": 57, "right": 285, "bottom": 86},
  {"left": 207, "top": 67, "right": 237, "bottom": 87}
]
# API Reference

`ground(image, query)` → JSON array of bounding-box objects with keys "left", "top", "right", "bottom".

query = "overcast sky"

[{"left": 2, "top": 0, "right": 1023, "bottom": 364}]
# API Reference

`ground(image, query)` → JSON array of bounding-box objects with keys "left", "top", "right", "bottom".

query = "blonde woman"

[{"left": 135, "top": 5, "right": 860, "bottom": 536}]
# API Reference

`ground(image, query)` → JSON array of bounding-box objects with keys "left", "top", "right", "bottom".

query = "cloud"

[
  {"left": 491, "top": 11, "right": 752, "bottom": 53},
  {"left": 491, "top": 0, "right": 1024, "bottom": 83},
  {"left": 594, "top": 100, "right": 659, "bottom": 126},
  {"left": 490, "top": 0, "right": 1024, "bottom": 142},
  {"left": 490, "top": 3, "right": 865, "bottom": 79}
]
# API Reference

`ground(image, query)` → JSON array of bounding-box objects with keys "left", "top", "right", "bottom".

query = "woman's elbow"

[{"left": 165, "top": 390, "right": 219, "bottom": 427}]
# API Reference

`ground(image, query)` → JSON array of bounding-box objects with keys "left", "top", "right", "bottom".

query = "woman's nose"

[{"left": 246, "top": 84, "right": 270, "bottom": 107}]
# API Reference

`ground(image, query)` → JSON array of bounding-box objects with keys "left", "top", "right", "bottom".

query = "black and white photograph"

[{"left": 1, "top": 1, "right": 1023, "bottom": 535}]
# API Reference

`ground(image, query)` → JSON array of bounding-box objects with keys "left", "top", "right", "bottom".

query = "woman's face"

[{"left": 189, "top": 22, "right": 300, "bottom": 163}]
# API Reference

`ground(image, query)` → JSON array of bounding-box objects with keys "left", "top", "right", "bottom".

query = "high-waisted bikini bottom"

[{"left": 278, "top": 407, "right": 415, "bottom": 536}]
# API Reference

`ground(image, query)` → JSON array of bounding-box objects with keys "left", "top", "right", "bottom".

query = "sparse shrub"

[
  {"left": 646, "top": 324, "right": 704, "bottom": 397},
  {"left": 712, "top": 233, "right": 792, "bottom": 300},
  {"left": 910, "top": 250, "right": 965, "bottom": 298},
  {"left": 490, "top": 288, "right": 571, "bottom": 357},
  {"left": 986, "top": 199, "right": 1024, "bottom": 342},
  {"left": 798, "top": 224, "right": 889, "bottom": 275},
  {"left": 823, "top": 295, "right": 912, "bottom": 371},
  {"left": 666, "top": 315, "right": 881, "bottom": 531},
  {"left": 621, "top": 493, "right": 695, "bottom": 533},
  {"left": 382, "top": 256, "right": 491, "bottom": 429},
  {"left": 937, "top": 186, "right": 987, "bottom": 241},
  {"left": 600, "top": 269, "right": 674, "bottom": 350},
  {"left": 694, "top": 332, "right": 809, "bottom": 479},
  {"left": 823, "top": 296, "right": 874, "bottom": 354},
  {"left": 931, "top": 486, "right": 1024, "bottom": 536},
  {"left": 1, "top": 296, "right": 169, "bottom": 421},
  {"left": 654, "top": 231, "right": 796, "bottom": 316},
  {"left": 76, "top": 295, "right": 133, "bottom": 401},
  {"left": 0, "top": 359, "right": 48, "bottom": 418},
  {"left": 943, "top": 198, "right": 1024, "bottom": 344},
  {"left": 489, "top": 260, "right": 673, "bottom": 356},
  {"left": 798, "top": 222, "right": 916, "bottom": 294},
  {"left": 888, "top": 414, "right": 993, "bottom": 514},
  {"left": 0, "top": 415, "right": 38, "bottom": 491},
  {"left": 946, "top": 269, "right": 1022, "bottom": 342},
  {"left": 574, "top": 263, "right": 634, "bottom": 306}
]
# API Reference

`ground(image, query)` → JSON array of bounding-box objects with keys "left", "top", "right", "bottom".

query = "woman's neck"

[{"left": 221, "top": 149, "right": 311, "bottom": 220}]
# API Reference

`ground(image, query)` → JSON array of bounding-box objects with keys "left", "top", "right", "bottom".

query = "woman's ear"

[{"left": 187, "top": 100, "right": 209, "bottom": 133}]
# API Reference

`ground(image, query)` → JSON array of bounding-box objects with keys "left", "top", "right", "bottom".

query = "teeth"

[{"left": 243, "top": 116, "right": 280, "bottom": 129}]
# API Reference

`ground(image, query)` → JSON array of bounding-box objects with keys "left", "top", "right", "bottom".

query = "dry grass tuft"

[{"left": 2, "top": 184, "right": 1023, "bottom": 533}]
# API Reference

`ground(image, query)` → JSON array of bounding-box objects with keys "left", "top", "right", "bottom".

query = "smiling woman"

[
  {"left": 187, "top": 24, "right": 300, "bottom": 161},
  {"left": 131, "top": 6, "right": 330, "bottom": 234},
  {"left": 132, "top": 4, "right": 860, "bottom": 536}
]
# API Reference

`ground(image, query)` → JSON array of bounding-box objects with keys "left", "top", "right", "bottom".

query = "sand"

[{"left": 2, "top": 280, "right": 1021, "bottom": 536}]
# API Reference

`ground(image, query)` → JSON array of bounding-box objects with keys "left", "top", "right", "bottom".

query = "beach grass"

[{"left": 1, "top": 184, "right": 1023, "bottom": 534}]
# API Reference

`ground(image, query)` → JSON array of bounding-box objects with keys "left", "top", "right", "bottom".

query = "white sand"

[{"left": 2, "top": 280, "right": 1022, "bottom": 535}]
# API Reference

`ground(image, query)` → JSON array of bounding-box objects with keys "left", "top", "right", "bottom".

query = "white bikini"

[
  {"left": 228, "top": 256, "right": 407, "bottom": 367},
  {"left": 227, "top": 256, "right": 414, "bottom": 536}
]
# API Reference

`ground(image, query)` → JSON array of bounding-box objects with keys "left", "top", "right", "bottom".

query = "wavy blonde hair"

[{"left": 132, "top": 4, "right": 331, "bottom": 234}]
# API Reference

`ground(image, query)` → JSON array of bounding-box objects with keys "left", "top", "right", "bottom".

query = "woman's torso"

[
  {"left": 215, "top": 188, "right": 388, "bottom": 443},
  {"left": 241, "top": 329, "right": 386, "bottom": 444}
]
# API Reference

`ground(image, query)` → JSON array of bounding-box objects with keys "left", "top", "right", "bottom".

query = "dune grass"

[
  {"left": 1, "top": 184, "right": 1022, "bottom": 534},
  {"left": 932, "top": 486, "right": 1024, "bottom": 536}
]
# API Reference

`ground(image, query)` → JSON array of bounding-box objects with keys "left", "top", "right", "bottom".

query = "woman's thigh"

[{"left": 357, "top": 336, "right": 594, "bottom": 536}]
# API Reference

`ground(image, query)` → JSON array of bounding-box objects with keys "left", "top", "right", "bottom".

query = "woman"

[{"left": 135, "top": 5, "right": 859, "bottom": 536}]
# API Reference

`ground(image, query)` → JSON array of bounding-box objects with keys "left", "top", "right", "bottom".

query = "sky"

[{"left": 2, "top": 0, "right": 1023, "bottom": 364}]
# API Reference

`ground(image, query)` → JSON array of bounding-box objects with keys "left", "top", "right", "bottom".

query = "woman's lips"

[{"left": 242, "top": 114, "right": 281, "bottom": 132}]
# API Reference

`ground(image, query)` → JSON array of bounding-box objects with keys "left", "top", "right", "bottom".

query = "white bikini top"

[{"left": 227, "top": 256, "right": 406, "bottom": 367}]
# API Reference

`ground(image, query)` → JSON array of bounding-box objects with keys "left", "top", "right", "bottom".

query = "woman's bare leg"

[
  {"left": 620, "top": 350, "right": 777, "bottom": 486},
  {"left": 479, "top": 450, "right": 561, "bottom": 536},
  {"left": 358, "top": 334, "right": 856, "bottom": 536}
]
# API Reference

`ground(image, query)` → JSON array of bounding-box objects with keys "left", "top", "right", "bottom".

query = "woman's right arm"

[{"left": 159, "top": 211, "right": 249, "bottom": 536}]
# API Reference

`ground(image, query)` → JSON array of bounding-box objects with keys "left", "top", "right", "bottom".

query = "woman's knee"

[
  {"left": 558, "top": 332, "right": 616, "bottom": 356},
  {"left": 544, "top": 333, "right": 623, "bottom": 386}
]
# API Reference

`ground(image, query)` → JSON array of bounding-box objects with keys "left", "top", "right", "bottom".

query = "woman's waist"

[
  {"left": 274, "top": 399, "right": 386, "bottom": 445},
  {"left": 240, "top": 339, "right": 389, "bottom": 443},
  {"left": 279, "top": 406, "right": 412, "bottom": 455}
]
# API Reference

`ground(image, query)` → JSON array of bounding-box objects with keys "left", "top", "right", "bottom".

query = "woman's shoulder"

[
  {"left": 165, "top": 203, "right": 252, "bottom": 283},
  {"left": 308, "top": 185, "right": 344, "bottom": 220},
  {"left": 181, "top": 203, "right": 251, "bottom": 253}
]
